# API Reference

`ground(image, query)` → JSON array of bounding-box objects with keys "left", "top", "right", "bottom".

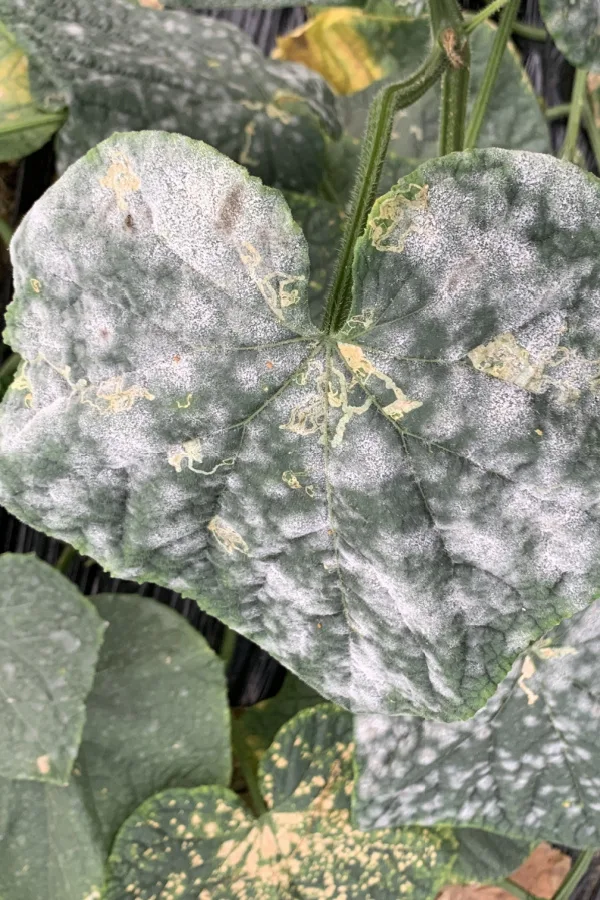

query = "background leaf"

[
  {"left": 0, "top": 0, "right": 340, "bottom": 190},
  {"left": 0, "top": 554, "right": 104, "bottom": 784},
  {"left": 0, "top": 22, "right": 64, "bottom": 162},
  {"left": 539, "top": 0, "right": 600, "bottom": 71},
  {"left": 354, "top": 598, "right": 600, "bottom": 848},
  {"left": 105, "top": 706, "right": 466, "bottom": 900},
  {"left": 0, "top": 592, "right": 230, "bottom": 900}
]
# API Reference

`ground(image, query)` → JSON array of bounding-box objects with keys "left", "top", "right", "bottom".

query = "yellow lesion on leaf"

[
  {"left": 368, "top": 183, "right": 429, "bottom": 253},
  {"left": 338, "top": 343, "right": 422, "bottom": 422},
  {"left": 137, "top": 0, "right": 164, "bottom": 7},
  {"left": 41, "top": 357, "right": 154, "bottom": 415},
  {"left": 176, "top": 393, "right": 193, "bottom": 409},
  {"left": 167, "top": 438, "right": 234, "bottom": 476},
  {"left": 99, "top": 151, "right": 141, "bottom": 211},
  {"left": 10, "top": 360, "right": 34, "bottom": 408},
  {"left": 517, "top": 656, "right": 539, "bottom": 706},
  {"left": 468, "top": 332, "right": 600, "bottom": 403},
  {"left": 238, "top": 242, "right": 306, "bottom": 320},
  {"left": 30, "top": 278, "right": 41, "bottom": 293},
  {"left": 282, "top": 470, "right": 315, "bottom": 497},
  {"left": 208, "top": 516, "right": 249, "bottom": 556}
]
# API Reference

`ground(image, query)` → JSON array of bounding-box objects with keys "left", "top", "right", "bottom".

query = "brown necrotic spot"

[
  {"left": 125, "top": 213, "right": 134, "bottom": 229},
  {"left": 217, "top": 183, "right": 244, "bottom": 233}
]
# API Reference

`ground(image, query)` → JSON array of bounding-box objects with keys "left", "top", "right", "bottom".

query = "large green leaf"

[
  {"left": 104, "top": 706, "right": 463, "bottom": 900},
  {"left": 0, "top": 22, "right": 65, "bottom": 161},
  {"left": 354, "top": 599, "right": 600, "bottom": 848},
  {"left": 0, "top": 0, "right": 340, "bottom": 191},
  {"left": 539, "top": 0, "right": 600, "bottom": 70},
  {"left": 0, "top": 554, "right": 104, "bottom": 784},
  {"left": 2, "top": 135, "right": 600, "bottom": 720},
  {"left": 0, "top": 592, "right": 230, "bottom": 900}
]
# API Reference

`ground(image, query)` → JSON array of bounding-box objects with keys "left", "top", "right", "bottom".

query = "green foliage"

[
  {"left": 354, "top": 598, "right": 600, "bottom": 848},
  {"left": 0, "top": 22, "right": 64, "bottom": 161},
  {"left": 0, "top": 554, "right": 104, "bottom": 783},
  {"left": 105, "top": 705, "right": 524, "bottom": 900},
  {"left": 539, "top": 0, "right": 600, "bottom": 70},
  {"left": 0, "top": 0, "right": 339, "bottom": 189},
  {"left": 2, "top": 133, "right": 600, "bottom": 721},
  {"left": 0, "top": 584, "right": 230, "bottom": 900}
]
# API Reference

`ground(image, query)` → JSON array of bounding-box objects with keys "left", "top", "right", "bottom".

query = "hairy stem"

[
  {"left": 219, "top": 625, "right": 237, "bottom": 665},
  {"left": 464, "top": 0, "right": 520, "bottom": 149},
  {"left": 323, "top": 48, "right": 447, "bottom": 334},
  {"left": 0, "top": 351, "right": 19, "bottom": 400},
  {"left": 464, "top": 0, "right": 510, "bottom": 34},
  {"left": 583, "top": 97, "right": 600, "bottom": 171},
  {"left": 511, "top": 21, "right": 547, "bottom": 40},
  {"left": 553, "top": 850, "right": 596, "bottom": 900},
  {"left": 497, "top": 879, "right": 543, "bottom": 900},
  {"left": 561, "top": 68, "right": 588, "bottom": 162},
  {"left": 231, "top": 719, "right": 268, "bottom": 818},
  {"left": 546, "top": 103, "right": 572, "bottom": 121},
  {"left": 0, "top": 217, "right": 13, "bottom": 247},
  {"left": 56, "top": 545, "right": 76, "bottom": 574},
  {"left": 430, "top": 0, "right": 471, "bottom": 156}
]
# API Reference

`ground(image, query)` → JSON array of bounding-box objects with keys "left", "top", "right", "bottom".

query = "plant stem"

[
  {"left": 497, "top": 878, "right": 543, "bottom": 900},
  {"left": 56, "top": 545, "right": 76, "bottom": 574},
  {"left": 464, "top": 0, "right": 520, "bottom": 149},
  {"left": 0, "top": 351, "right": 19, "bottom": 400},
  {"left": 546, "top": 103, "right": 572, "bottom": 121},
  {"left": 583, "top": 98, "right": 600, "bottom": 171},
  {"left": 429, "top": 0, "right": 470, "bottom": 156},
  {"left": 231, "top": 719, "right": 268, "bottom": 818},
  {"left": 511, "top": 21, "right": 548, "bottom": 40},
  {"left": 464, "top": 0, "right": 509, "bottom": 34},
  {"left": 0, "top": 218, "right": 13, "bottom": 247},
  {"left": 219, "top": 625, "right": 237, "bottom": 665},
  {"left": 322, "top": 48, "right": 447, "bottom": 334},
  {"left": 561, "top": 68, "right": 588, "bottom": 162},
  {"left": 553, "top": 850, "right": 596, "bottom": 900}
]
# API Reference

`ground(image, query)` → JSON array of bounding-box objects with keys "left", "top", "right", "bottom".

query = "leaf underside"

[
  {"left": 0, "top": 592, "right": 230, "bottom": 900},
  {"left": 106, "top": 705, "right": 525, "bottom": 900},
  {"left": 354, "top": 599, "right": 600, "bottom": 849},
  {"left": 0, "top": 554, "right": 103, "bottom": 784},
  {"left": 539, "top": 0, "right": 600, "bottom": 70},
  {"left": 0, "top": 0, "right": 339, "bottom": 190},
  {"left": 2, "top": 132, "right": 600, "bottom": 720}
]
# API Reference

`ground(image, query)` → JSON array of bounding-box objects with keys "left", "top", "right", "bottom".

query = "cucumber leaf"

[
  {"left": 104, "top": 706, "right": 463, "bottom": 900},
  {"left": 0, "top": 0, "right": 339, "bottom": 190},
  {"left": 0, "top": 592, "right": 230, "bottom": 900},
  {"left": 0, "top": 554, "right": 104, "bottom": 784},
  {"left": 354, "top": 599, "right": 600, "bottom": 848},
  {"left": 2, "top": 135, "right": 600, "bottom": 719},
  {"left": 539, "top": 0, "right": 600, "bottom": 70},
  {"left": 0, "top": 22, "right": 65, "bottom": 161}
]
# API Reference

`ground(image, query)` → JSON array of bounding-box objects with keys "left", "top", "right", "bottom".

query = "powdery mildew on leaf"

[
  {"left": 103, "top": 706, "right": 462, "bottom": 900},
  {"left": 0, "top": 554, "right": 104, "bottom": 784},
  {"left": 0, "top": 593, "right": 230, "bottom": 900},
  {"left": 0, "top": 0, "right": 339, "bottom": 191},
  {"left": 2, "top": 135, "right": 600, "bottom": 719},
  {"left": 539, "top": 0, "right": 600, "bottom": 70},
  {"left": 354, "top": 599, "right": 600, "bottom": 848}
]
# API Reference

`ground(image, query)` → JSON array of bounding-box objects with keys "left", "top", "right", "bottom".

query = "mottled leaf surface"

[
  {"left": 0, "top": 554, "right": 103, "bottom": 784},
  {"left": 354, "top": 600, "right": 600, "bottom": 848},
  {"left": 0, "top": 22, "right": 64, "bottom": 161},
  {"left": 105, "top": 706, "right": 462, "bottom": 900},
  {"left": 3, "top": 137, "right": 600, "bottom": 719},
  {"left": 0, "top": 593, "right": 230, "bottom": 900},
  {"left": 539, "top": 0, "right": 600, "bottom": 70},
  {"left": 273, "top": 9, "right": 431, "bottom": 95},
  {"left": 0, "top": 0, "right": 339, "bottom": 191}
]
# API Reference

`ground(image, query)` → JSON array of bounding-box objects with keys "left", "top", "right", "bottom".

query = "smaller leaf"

[
  {"left": 0, "top": 593, "right": 230, "bottom": 900},
  {"left": 0, "top": 553, "right": 104, "bottom": 784},
  {"left": 539, "top": 0, "right": 600, "bottom": 71},
  {"left": 354, "top": 598, "right": 600, "bottom": 849},
  {"left": 0, "top": 23, "right": 64, "bottom": 162},
  {"left": 105, "top": 706, "right": 463, "bottom": 900}
]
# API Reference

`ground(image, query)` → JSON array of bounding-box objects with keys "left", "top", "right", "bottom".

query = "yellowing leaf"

[{"left": 272, "top": 7, "right": 430, "bottom": 95}]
